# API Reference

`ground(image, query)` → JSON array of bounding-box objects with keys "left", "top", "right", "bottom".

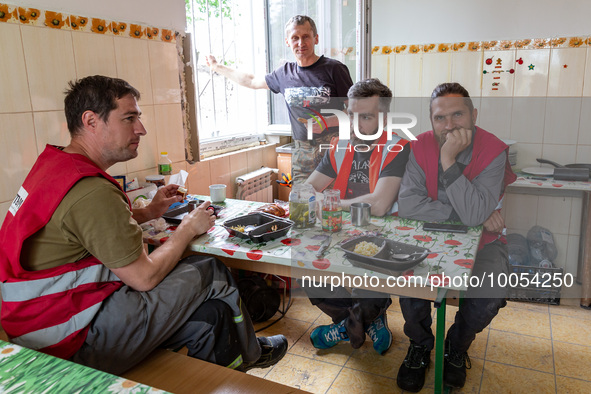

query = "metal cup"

[{"left": 350, "top": 202, "right": 371, "bottom": 226}]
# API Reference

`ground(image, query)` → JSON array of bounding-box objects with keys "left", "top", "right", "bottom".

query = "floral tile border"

[
  {"left": 370, "top": 35, "right": 590, "bottom": 55},
  {"left": 0, "top": 2, "right": 178, "bottom": 43}
]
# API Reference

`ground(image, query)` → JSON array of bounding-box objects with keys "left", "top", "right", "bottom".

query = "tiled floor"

[{"left": 249, "top": 288, "right": 591, "bottom": 393}]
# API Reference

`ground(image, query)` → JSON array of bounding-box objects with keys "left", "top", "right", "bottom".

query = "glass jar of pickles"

[
  {"left": 289, "top": 184, "right": 316, "bottom": 228},
  {"left": 322, "top": 189, "right": 342, "bottom": 232}
]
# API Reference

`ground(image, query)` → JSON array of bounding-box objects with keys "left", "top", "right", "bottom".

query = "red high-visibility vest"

[{"left": 0, "top": 145, "right": 124, "bottom": 359}]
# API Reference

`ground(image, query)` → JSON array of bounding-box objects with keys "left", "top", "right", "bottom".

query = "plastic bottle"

[
  {"left": 158, "top": 152, "right": 172, "bottom": 175},
  {"left": 322, "top": 189, "right": 342, "bottom": 232}
]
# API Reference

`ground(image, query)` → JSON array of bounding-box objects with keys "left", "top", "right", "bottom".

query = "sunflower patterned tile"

[
  {"left": 0, "top": 3, "right": 18, "bottom": 23},
  {"left": 16, "top": 6, "right": 41, "bottom": 26},
  {"left": 43, "top": 10, "right": 68, "bottom": 30}
]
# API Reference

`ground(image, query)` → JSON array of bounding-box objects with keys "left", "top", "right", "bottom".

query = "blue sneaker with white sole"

[
  {"left": 310, "top": 319, "right": 349, "bottom": 349},
  {"left": 366, "top": 313, "right": 392, "bottom": 355}
]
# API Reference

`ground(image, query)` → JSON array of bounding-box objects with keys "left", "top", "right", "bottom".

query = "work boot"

[
  {"left": 240, "top": 335, "right": 288, "bottom": 372},
  {"left": 310, "top": 318, "right": 349, "bottom": 349},
  {"left": 396, "top": 341, "right": 431, "bottom": 392},
  {"left": 444, "top": 340, "right": 471, "bottom": 388},
  {"left": 365, "top": 313, "right": 392, "bottom": 355}
]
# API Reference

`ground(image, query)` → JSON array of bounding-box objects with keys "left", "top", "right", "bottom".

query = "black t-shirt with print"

[
  {"left": 315, "top": 143, "right": 411, "bottom": 199},
  {"left": 265, "top": 55, "right": 353, "bottom": 141}
]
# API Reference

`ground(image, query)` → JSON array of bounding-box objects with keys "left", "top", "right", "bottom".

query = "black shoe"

[
  {"left": 396, "top": 342, "right": 431, "bottom": 392},
  {"left": 444, "top": 341, "right": 471, "bottom": 388},
  {"left": 241, "top": 335, "right": 288, "bottom": 372}
]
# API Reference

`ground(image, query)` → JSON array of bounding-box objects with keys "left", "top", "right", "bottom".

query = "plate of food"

[
  {"left": 162, "top": 200, "right": 224, "bottom": 224},
  {"left": 223, "top": 212, "right": 294, "bottom": 242},
  {"left": 339, "top": 236, "right": 430, "bottom": 275}
]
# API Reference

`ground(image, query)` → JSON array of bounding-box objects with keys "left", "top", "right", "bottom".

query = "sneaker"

[
  {"left": 396, "top": 342, "right": 431, "bottom": 393},
  {"left": 241, "top": 335, "right": 288, "bottom": 372},
  {"left": 310, "top": 318, "right": 349, "bottom": 349},
  {"left": 444, "top": 341, "right": 471, "bottom": 389},
  {"left": 366, "top": 313, "right": 393, "bottom": 355}
]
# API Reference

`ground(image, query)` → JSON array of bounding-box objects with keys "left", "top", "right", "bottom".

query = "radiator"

[{"left": 235, "top": 167, "right": 275, "bottom": 203}]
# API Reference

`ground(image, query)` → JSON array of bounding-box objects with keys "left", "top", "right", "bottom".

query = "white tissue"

[
  {"left": 153, "top": 217, "right": 168, "bottom": 232},
  {"left": 168, "top": 170, "right": 189, "bottom": 187}
]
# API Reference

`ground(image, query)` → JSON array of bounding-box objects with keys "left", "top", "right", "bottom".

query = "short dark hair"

[
  {"left": 347, "top": 78, "right": 392, "bottom": 112},
  {"left": 64, "top": 75, "right": 140, "bottom": 135},
  {"left": 285, "top": 15, "right": 317, "bottom": 37},
  {"left": 429, "top": 82, "right": 474, "bottom": 116}
]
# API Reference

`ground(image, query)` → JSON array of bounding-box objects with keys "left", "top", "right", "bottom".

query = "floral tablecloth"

[
  {"left": 0, "top": 340, "right": 165, "bottom": 393},
  {"left": 142, "top": 196, "right": 483, "bottom": 291}
]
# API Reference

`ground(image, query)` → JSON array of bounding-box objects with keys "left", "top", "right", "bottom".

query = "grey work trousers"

[
  {"left": 71, "top": 255, "right": 260, "bottom": 375},
  {"left": 399, "top": 240, "right": 509, "bottom": 353}
]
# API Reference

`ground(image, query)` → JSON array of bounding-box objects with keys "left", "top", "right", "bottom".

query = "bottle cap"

[{"left": 161, "top": 151, "right": 168, "bottom": 155}]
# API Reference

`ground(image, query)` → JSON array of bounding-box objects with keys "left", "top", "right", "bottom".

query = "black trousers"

[{"left": 399, "top": 240, "right": 509, "bottom": 353}]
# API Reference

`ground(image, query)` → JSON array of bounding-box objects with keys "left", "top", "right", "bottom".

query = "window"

[
  {"left": 185, "top": 0, "right": 359, "bottom": 157},
  {"left": 185, "top": 0, "right": 268, "bottom": 157}
]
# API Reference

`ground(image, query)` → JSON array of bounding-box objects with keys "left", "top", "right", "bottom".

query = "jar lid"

[{"left": 146, "top": 175, "right": 165, "bottom": 181}]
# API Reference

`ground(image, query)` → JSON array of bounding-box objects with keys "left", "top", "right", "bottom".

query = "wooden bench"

[{"left": 122, "top": 349, "right": 308, "bottom": 393}]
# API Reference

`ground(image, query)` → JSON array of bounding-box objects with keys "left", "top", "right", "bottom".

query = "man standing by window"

[{"left": 206, "top": 15, "right": 353, "bottom": 184}]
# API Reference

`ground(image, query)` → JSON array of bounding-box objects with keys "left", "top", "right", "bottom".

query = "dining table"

[{"left": 142, "top": 195, "right": 484, "bottom": 393}]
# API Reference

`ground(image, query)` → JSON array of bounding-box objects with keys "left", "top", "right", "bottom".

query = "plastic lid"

[
  {"left": 146, "top": 175, "right": 165, "bottom": 181},
  {"left": 160, "top": 151, "right": 168, "bottom": 155}
]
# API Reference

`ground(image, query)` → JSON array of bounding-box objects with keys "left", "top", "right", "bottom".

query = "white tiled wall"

[
  {"left": 372, "top": 43, "right": 591, "bottom": 275},
  {"left": 0, "top": 21, "right": 278, "bottom": 227}
]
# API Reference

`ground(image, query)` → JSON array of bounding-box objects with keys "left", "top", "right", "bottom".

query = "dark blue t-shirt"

[{"left": 265, "top": 55, "right": 353, "bottom": 141}]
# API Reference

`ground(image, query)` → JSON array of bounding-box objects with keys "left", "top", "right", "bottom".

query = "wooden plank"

[{"left": 122, "top": 349, "right": 308, "bottom": 394}]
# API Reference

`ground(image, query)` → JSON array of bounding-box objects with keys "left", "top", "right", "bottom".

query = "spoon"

[{"left": 390, "top": 250, "right": 444, "bottom": 260}]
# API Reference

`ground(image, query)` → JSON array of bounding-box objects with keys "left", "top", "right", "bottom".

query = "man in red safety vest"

[
  {"left": 0, "top": 75, "right": 287, "bottom": 375},
  {"left": 395, "top": 82, "right": 516, "bottom": 392},
  {"left": 303, "top": 78, "right": 411, "bottom": 356}
]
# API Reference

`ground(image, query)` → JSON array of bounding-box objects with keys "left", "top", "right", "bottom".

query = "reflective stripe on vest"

[
  {"left": 0, "top": 264, "right": 118, "bottom": 302},
  {"left": 10, "top": 302, "right": 102, "bottom": 350}
]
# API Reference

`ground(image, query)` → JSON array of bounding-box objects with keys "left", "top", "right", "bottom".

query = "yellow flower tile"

[
  {"left": 327, "top": 368, "right": 399, "bottom": 393},
  {"left": 553, "top": 341, "right": 591, "bottom": 381},
  {"left": 264, "top": 353, "right": 342, "bottom": 393},
  {"left": 91, "top": 17, "right": 109, "bottom": 34},
  {"left": 43, "top": 10, "right": 67, "bottom": 29},
  {"left": 17, "top": 7, "right": 41, "bottom": 26},
  {"left": 68, "top": 15, "right": 90, "bottom": 32},
  {"left": 0, "top": 3, "right": 18, "bottom": 23},
  {"left": 486, "top": 330, "right": 553, "bottom": 373},
  {"left": 551, "top": 314, "right": 591, "bottom": 346},
  {"left": 110, "top": 21, "right": 128, "bottom": 35},
  {"left": 480, "top": 362, "right": 555, "bottom": 394}
]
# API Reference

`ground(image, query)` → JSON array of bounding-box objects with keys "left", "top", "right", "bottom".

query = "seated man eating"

[{"left": 0, "top": 75, "right": 287, "bottom": 375}]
